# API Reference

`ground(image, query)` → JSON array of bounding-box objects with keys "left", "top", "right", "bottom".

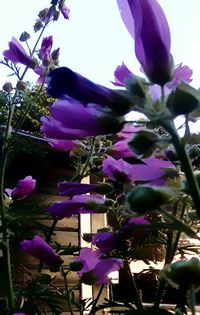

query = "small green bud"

[
  {"left": 53, "top": 10, "right": 60, "bottom": 21},
  {"left": 126, "top": 185, "right": 174, "bottom": 214},
  {"left": 81, "top": 271, "right": 98, "bottom": 285},
  {"left": 167, "top": 82, "right": 200, "bottom": 116},
  {"left": 128, "top": 130, "right": 160, "bottom": 158},
  {"left": 16, "top": 81, "right": 27, "bottom": 91},
  {"left": 38, "top": 8, "right": 49, "bottom": 21},
  {"left": 69, "top": 261, "right": 83, "bottom": 272},
  {"left": 2, "top": 82, "right": 13, "bottom": 93},
  {"left": 19, "top": 31, "right": 30, "bottom": 42},
  {"left": 162, "top": 257, "right": 200, "bottom": 289}
]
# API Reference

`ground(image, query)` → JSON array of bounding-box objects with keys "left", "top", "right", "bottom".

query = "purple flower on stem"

[
  {"left": 13, "top": 313, "right": 27, "bottom": 315},
  {"left": 3, "top": 37, "right": 36, "bottom": 68},
  {"left": 58, "top": 181, "right": 98, "bottom": 196},
  {"left": 73, "top": 247, "right": 123, "bottom": 284},
  {"left": 103, "top": 155, "right": 136, "bottom": 182},
  {"left": 20, "top": 235, "right": 63, "bottom": 269},
  {"left": 117, "top": 123, "right": 142, "bottom": 140},
  {"left": 166, "top": 63, "right": 193, "bottom": 89},
  {"left": 5, "top": 176, "right": 36, "bottom": 200},
  {"left": 47, "top": 194, "right": 106, "bottom": 219},
  {"left": 117, "top": 0, "right": 174, "bottom": 85},
  {"left": 46, "top": 67, "right": 132, "bottom": 115},
  {"left": 112, "top": 62, "right": 133, "bottom": 87},
  {"left": 122, "top": 216, "right": 150, "bottom": 239},
  {"left": 39, "top": 36, "right": 53, "bottom": 64},
  {"left": 41, "top": 99, "right": 124, "bottom": 140},
  {"left": 92, "top": 232, "right": 116, "bottom": 254},
  {"left": 111, "top": 140, "right": 136, "bottom": 159},
  {"left": 60, "top": 4, "right": 70, "bottom": 19}
]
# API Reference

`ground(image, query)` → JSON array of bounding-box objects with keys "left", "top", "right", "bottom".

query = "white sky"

[{"left": 1, "top": 1, "right": 200, "bottom": 89}]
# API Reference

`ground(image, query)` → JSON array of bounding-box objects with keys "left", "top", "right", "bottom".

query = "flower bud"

[
  {"left": 2, "top": 82, "right": 13, "bottom": 93},
  {"left": 19, "top": 31, "right": 30, "bottom": 42},
  {"left": 162, "top": 257, "right": 200, "bottom": 289},
  {"left": 167, "top": 82, "right": 200, "bottom": 116},
  {"left": 128, "top": 130, "right": 160, "bottom": 158},
  {"left": 38, "top": 8, "right": 49, "bottom": 21},
  {"left": 34, "top": 20, "right": 43, "bottom": 32},
  {"left": 16, "top": 81, "right": 27, "bottom": 91},
  {"left": 53, "top": 10, "right": 60, "bottom": 21},
  {"left": 126, "top": 185, "right": 174, "bottom": 214}
]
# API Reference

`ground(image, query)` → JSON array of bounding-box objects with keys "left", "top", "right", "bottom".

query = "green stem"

[
  {"left": 89, "top": 284, "right": 104, "bottom": 314},
  {"left": 189, "top": 283, "right": 196, "bottom": 315},
  {"left": 61, "top": 266, "right": 74, "bottom": 315},
  {"left": 161, "top": 120, "right": 200, "bottom": 219},
  {"left": 124, "top": 260, "right": 143, "bottom": 310}
]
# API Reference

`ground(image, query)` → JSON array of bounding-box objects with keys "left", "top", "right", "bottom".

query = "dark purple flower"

[
  {"left": 47, "top": 194, "right": 106, "bottom": 219},
  {"left": 40, "top": 99, "right": 124, "bottom": 139},
  {"left": 5, "top": 176, "right": 36, "bottom": 200},
  {"left": 3, "top": 37, "right": 36, "bottom": 68},
  {"left": 103, "top": 155, "right": 135, "bottom": 182},
  {"left": 13, "top": 313, "right": 27, "bottom": 315},
  {"left": 112, "top": 62, "right": 133, "bottom": 87},
  {"left": 122, "top": 216, "right": 150, "bottom": 239},
  {"left": 92, "top": 232, "right": 116, "bottom": 254},
  {"left": 39, "top": 36, "right": 53, "bottom": 64},
  {"left": 73, "top": 247, "right": 123, "bottom": 284},
  {"left": 58, "top": 181, "right": 98, "bottom": 196},
  {"left": 46, "top": 67, "right": 132, "bottom": 115},
  {"left": 117, "top": 0, "right": 174, "bottom": 85},
  {"left": 20, "top": 235, "right": 63, "bottom": 268}
]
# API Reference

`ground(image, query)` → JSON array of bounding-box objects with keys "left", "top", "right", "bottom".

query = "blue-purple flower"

[
  {"left": 41, "top": 99, "right": 124, "bottom": 139},
  {"left": 103, "top": 155, "right": 135, "bottom": 182},
  {"left": 46, "top": 67, "right": 132, "bottom": 115},
  {"left": 20, "top": 235, "right": 63, "bottom": 269},
  {"left": 3, "top": 37, "right": 36, "bottom": 68},
  {"left": 5, "top": 176, "right": 36, "bottom": 200},
  {"left": 92, "top": 232, "right": 116, "bottom": 254},
  {"left": 58, "top": 181, "right": 99, "bottom": 196},
  {"left": 117, "top": 0, "right": 174, "bottom": 85},
  {"left": 73, "top": 247, "right": 123, "bottom": 284},
  {"left": 47, "top": 194, "right": 106, "bottom": 219}
]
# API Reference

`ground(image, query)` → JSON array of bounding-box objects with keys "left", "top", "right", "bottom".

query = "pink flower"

[
  {"left": 5, "top": 176, "right": 36, "bottom": 200},
  {"left": 74, "top": 247, "right": 123, "bottom": 284}
]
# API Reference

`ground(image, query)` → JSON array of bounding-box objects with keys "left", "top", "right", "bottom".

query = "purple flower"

[
  {"left": 103, "top": 155, "right": 135, "bottom": 182},
  {"left": 117, "top": 123, "right": 142, "bottom": 140},
  {"left": 130, "top": 156, "right": 175, "bottom": 185},
  {"left": 166, "top": 63, "right": 193, "bottom": 89},
  {"left": 117, "top": 0, "right": 174, "bottom": 85},
  {"left": 39, "top": 36, "right": 53, "bottom": 64},
  {"left": 74, "top": 247, "right": 123, "bottom": 284},
  {"left": 5, "top": 176, "right": 36, "bottom": 200},
  {"left": 47, "top": 194, "right": 106, "bottom": 219},
  {"left": 60, "top": 4, "right": 70, "bottom": 19},
  {"left": 20, "top": 235, "right": 63, "bottom": 269},
  {"left": 48, "top": 139, "right": 81, "bottom": 151},
  {"left": 92, "top": 232, "right": 116, "bottom": 254},
  {"left": 3, "top": 37, "right": 36, "bottom": 68},
  {"left": 40, "top": 99, "right": 124, "bottom": 140},
  {"left": 112, "top": 62, "right": 133, "bottom": 87},
  {"left": 46, "top": 67, "right": 132, "bottom": 115},
  {"left": 111, "top": 140, "right": 136, "bottom": 159},
  {"left": 58, "top": 181, "right": 98, "bottom": 196},
  {"left": 122, "top": 216, "right": 150, "bottom": 239},
  {"left": 13, "top": 313, "right": 27, "bottom": 315}
]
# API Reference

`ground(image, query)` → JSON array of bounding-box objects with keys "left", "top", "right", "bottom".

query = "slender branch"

[
  {"left": 61, "top": 267, "right": 74, "bottom": 315},
  {"left": 89, "top": 284, "right": 104, "bottom": 314}
]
